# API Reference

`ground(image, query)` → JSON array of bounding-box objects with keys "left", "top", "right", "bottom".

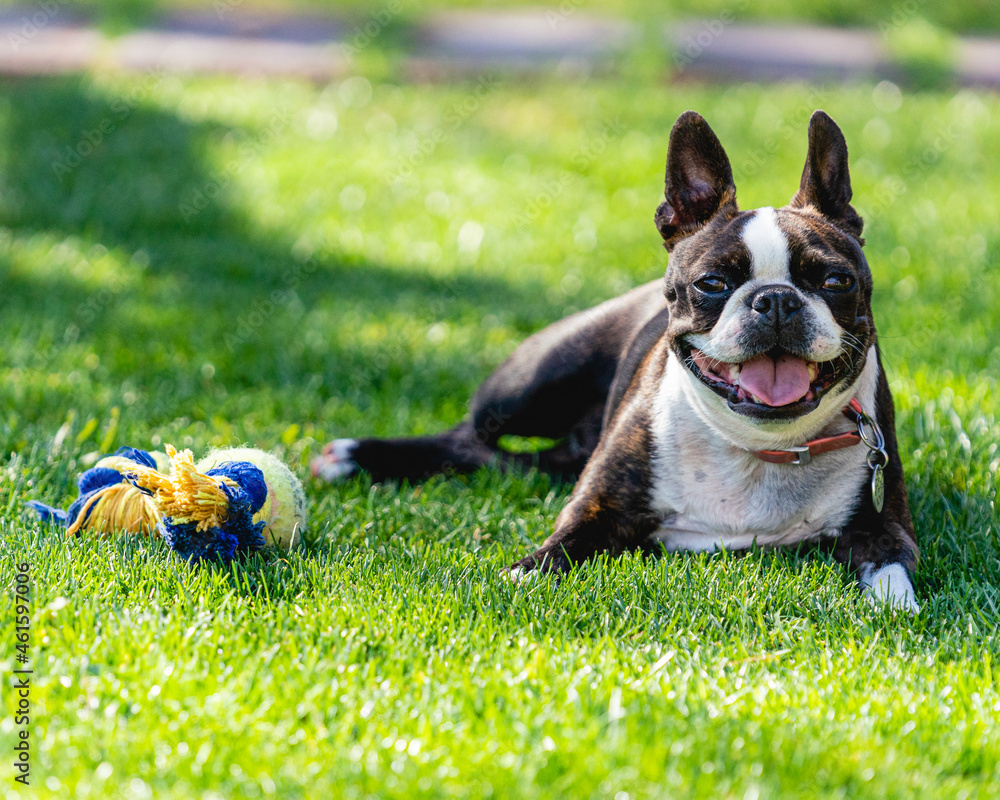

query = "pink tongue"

[{"left": 738, "top": 354, "right": 811, "bottom": 406}]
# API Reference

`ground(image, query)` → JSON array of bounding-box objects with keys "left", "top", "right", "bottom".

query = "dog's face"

[{"left": 655, "top": 110, "right": 873, "bottom": 425}]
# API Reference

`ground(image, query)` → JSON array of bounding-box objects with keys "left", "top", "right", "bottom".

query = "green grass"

[{"left": 1, "top": 70, "right": 998, "bottom": 798}]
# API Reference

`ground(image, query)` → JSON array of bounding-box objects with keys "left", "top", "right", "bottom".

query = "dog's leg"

[
  {"left": 504, "top": 457, "right": 659, "bottom": 578},
  {"left": 312, "top": 421, "right": 494, "bottom": 484},
  {"left": 497, "top": 403, "right": 604, "bottom": 480},
  {"left": 834, "top": 369, "right": 920, "bottom": 612},
  {"left": 313, "top": 401, "right": 603, "bottom": 485},
  {"left": 505, "top": 489, "right": 659, "bottom": 578},
  {"left": 836, "top": 520, "right": 919, "bottom": 613},
  {"left": 505, "top": 372, "right": 661, "bottom": 578},
  {"left": 313, "top": 281, "right": 665, "bottom": 484}
]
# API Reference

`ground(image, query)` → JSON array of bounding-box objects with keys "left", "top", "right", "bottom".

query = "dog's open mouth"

[{"left": 686, "top": 346, "right": 843, "bottom": 417}]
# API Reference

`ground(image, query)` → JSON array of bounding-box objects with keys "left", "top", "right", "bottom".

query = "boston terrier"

[{"left": 312, "top": 110, "right": 920, "bottom": 612}]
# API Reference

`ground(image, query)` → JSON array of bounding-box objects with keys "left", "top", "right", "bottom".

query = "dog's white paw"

[
  {"left": 310, "top": 439, "right": 359, "bottom": 483},
  {"left": 501, "top": 566, "right": 543, "bottom": 585},
  {"left": 859, "top": 563, "right": 920, "bottom": 614}
]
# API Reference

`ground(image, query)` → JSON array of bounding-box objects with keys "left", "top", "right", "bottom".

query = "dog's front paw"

[
  {"left": 501, "top": 564, "right": 546, "bottom": 586},
  {"left": 859, "top": 563, "right": 920, "bottom": 614},
  {"left": 310, "top": 439, "right": 359, "bottom": 483},
  {"left": 502, "top": 546, "right": 571, "bottom": 584}
]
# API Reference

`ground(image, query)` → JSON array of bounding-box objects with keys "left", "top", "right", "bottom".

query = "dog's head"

[{"left": 655, "top": 110, "right": 873, "bottom": 430}]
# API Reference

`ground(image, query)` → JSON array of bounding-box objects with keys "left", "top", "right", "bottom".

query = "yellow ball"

[{"left": 197, "top": 448, "right": 307, "bottom": 550}]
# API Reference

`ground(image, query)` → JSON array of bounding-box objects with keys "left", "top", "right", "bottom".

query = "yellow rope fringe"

[
  {"left": 125, "top": 444, "right": 238, "bottom": 532},
  {"left": 65, "top": 483, "right": 161, "bottom": 537}
]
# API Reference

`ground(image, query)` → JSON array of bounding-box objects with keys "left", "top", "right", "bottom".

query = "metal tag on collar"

[
  {"left": 855, "top": 405, "right": 888, "bottom": 513},
  {"left": 869, "top": 457, "right": 886, "bottom": 513}
]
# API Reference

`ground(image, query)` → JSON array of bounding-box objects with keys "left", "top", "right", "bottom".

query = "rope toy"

[
  {"left": 28, "top": 445, "right": 307, "bottom": 562},
  {"left": 28, "top": 447, "right": 169, "bottom": 537}
]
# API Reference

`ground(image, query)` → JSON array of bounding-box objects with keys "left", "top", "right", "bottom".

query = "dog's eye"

[
  {"left": 694, "top": 276, "right": 729, "bottom": 294},
  {"left": 822, "top": 273, "right": 855, "bottom": 292}
]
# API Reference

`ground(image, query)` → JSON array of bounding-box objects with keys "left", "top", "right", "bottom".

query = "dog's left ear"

[
  {"left": 655, "top": 111, "right": 738, "bottom": 251},
  {"left": 789, "top": 110, "right": 864, "bottom": 239}
]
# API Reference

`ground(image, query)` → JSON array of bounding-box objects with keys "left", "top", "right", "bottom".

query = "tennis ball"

[
  {"left": 197, "top": 448, "right": 307, "bottom": 550},
  {"left": 149, "top": 450, "right": 172, "bottom": 474}
]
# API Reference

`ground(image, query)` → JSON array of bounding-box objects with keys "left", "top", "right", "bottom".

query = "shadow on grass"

[{"left": 0, "top": 76, "right": 542, "bottom": 423}]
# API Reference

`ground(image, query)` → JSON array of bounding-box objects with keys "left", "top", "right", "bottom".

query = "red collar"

[{"left": 750, "top": 398, "right": 865, "bottom": 465}]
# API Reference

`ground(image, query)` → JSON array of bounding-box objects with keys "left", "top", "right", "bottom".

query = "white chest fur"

[{"left": 647, "top": 348, "right": 879, "bottom": 552}]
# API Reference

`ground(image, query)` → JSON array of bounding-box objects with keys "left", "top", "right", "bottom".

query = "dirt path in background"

[{"left": 0, "top": 6, "right": 997, "bottom": 85}]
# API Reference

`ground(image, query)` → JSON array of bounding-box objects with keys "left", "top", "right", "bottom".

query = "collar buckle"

[{"left": 784, "top": 445, "right": 812, "bottom": 466}]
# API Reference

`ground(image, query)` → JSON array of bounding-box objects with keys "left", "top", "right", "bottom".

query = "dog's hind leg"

[
  {"left": 493, "top": 402, "right": 605, "bottom": 480},
  {"left": 313, "top": 402, "right": 604, "bottom": 485},
  {"left": 312, "top": 281, "right": 665, "bottom": 484},
  {"left": 312, "top": 420, "right": 495, "bottom": 484}
]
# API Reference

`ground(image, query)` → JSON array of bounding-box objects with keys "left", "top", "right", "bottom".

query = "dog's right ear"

[{"left": 655, "top": 111, "right": 738, "bottom": 251}]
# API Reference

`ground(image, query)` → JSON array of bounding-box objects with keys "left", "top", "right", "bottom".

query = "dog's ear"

[
  {"left": 788, "top": 110, "right": 864, "bottom": 239},
  {"left": 655, "top": 111, "right": 738, "bottom": 251}
]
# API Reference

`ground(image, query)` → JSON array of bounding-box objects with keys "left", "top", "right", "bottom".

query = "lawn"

[{"left": 1, "top": 67, "right": 999, "bottom": 798}]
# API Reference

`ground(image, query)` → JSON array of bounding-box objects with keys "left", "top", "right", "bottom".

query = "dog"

[{"left": 312, "top": 110, "right": 920, "bottom": 612}]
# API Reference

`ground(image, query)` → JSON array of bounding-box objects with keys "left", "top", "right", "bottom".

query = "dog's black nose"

[{"left": 749, "top": 285, "right": 803, "bottom": 326}]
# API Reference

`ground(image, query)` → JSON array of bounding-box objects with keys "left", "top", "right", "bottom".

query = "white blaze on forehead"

[{"left": 741, "top": 207, "right": 790, "bottom": 283}]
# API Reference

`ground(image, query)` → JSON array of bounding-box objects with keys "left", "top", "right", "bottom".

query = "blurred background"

[
  {"left": 3, "top": 0, "right": 1000, "bottom": 37},
  {"left": 1, "top": 0, "right": 999, "bottom": 84}
]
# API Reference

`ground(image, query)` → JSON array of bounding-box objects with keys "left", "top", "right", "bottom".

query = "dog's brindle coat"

[{"left": 313, "top": 110, "right": 920, "bottom": 610}]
